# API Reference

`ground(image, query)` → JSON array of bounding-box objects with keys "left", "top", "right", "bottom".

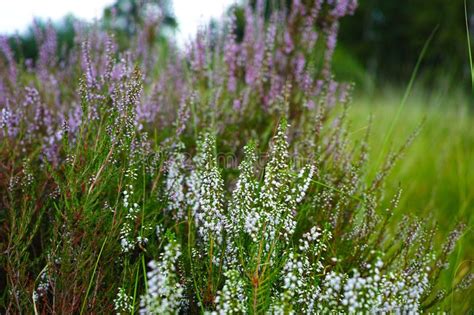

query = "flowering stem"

[{"left": 188, "top": 208, "right": 205, "bottom": 312}]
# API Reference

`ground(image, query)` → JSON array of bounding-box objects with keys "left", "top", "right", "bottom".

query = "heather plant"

[
  {"left": 153, "top": 117, "right": 470, "bottom": 313},
  {"left": 0, "top": 0, "right": 472, "bottom": 313}
]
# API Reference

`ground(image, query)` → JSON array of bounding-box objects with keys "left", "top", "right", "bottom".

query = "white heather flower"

[
  {"left": 319, "top": 271, "right": 344, "bottom": 311},
  {"left": 299, "top": 226, "right": 330, "bottom": 272},
  {"left": 140, "top": 237, "right": 184, "bottom": 314},
  {"left": 260, "top": 120, "right": 295, "bottom": 242},
  {"left": 230, "top": 141, "right": 259, "bottom": 238},
  {"left": 270, "top": 251, "right": 316, "bottom": 314},
  {"left": 156, "top": 224, "right": 164, "bottom": 239},
  {"left": 187, "top": 133, "right": 227, "bottom": 246},
  {"left": 213, "top": 269, "right": 247, "bottom": 314},
  {"left": 165, "top": 141, "right": 187, "bottom": 220},
  {"left": 316, "top": 256, "right": 431, "bottom": 313},
  {"left": 293, "top": 164, "right": 315, "bottom": 203},
  {"left": 120, "top": 184, "right": 141, "bottom": 253},
  {"left": 22, "top": 158, "right": 35, "bottom": 189},
  {"left": 34, "top": 267, "right": 50, "bottom": 302},
  {"left": 114, "top": 287, "right": 133, "bottom": 314},
  {"left": 226, "top": 141, "right": 261, "bottom": 266}
]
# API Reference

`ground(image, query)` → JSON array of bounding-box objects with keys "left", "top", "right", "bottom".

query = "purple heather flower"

[
  {"left": 331, "top": 0, "right": 348, "bottom": 17},
  {"left": 306, "top": 99, "right": 316, "bottom": 109},
  {"left": 327, "top": 79, "right": 339, "bottom": 107},
  {"left": 42, "top": 133, "right": 61, "bottom": 165},
  {"left": 246, "top": 37, "right": 264, "bottom": 87},
  {"left": 233, "top": 99, "right": 241, "bottom": 111},
  {"left": 36, "top": 22, "right": 58, "bottom": 82},
  {"left": 331, "top": 0, "right": 358, "bottom": 17},
  {"left": 338, "top": 83, "right": 351, "bottom": 103},
  {"left": 347, "top": 0, "right": 358, "bottom": 15},
  {"left": 241, "top": 5, "right": 255, "bottom": 62},
  {"left": 175, "top": 95, "right": 190, "bottom": 136},
  {"left": 224, "top": 13, "right": 239, "bottom": 92},
  {"left": 1, "top": 100, "right": 19, "bottom": 137},
  {"left": 0, "top": 36, "right": 17, "bottom": 83},
  {"left": 284, "top": 31, "right": 294, "bottom": 54},
  {"left": 264, "top": 18, "right": 278, "bottom": 72},
  {"left": 81, "top": 41, "right": 96, "bottom": 88},
  {"left": 189, "top": 29, "right": 207, "bottom": 73},
  {"left": 266, "top": 72, "right": 284, "bottom": 107},
  {"left": 68, "top": 104, "right": 82, "bottom": 134},
  {"left": 323, "top": 22, "right": 339, "bottom": 80},
  {"left": 256, "top": 0, "right": 265, "bottom": 16},
  {"left": 289, "top": 0, "right": 305, "bottom": 24},
  {"left": 23, "top": 86, "right": 40, "bottom": 108},
  {"left": 300, "top": 71, "right": 313, "bottom": 95},
  {"left": 294, "top": 53, "right": 306, "bottom": 82}
]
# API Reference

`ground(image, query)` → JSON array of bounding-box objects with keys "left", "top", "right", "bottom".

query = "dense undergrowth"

[{"left": 0, "top": 0, "right": 472, "bottom": 313}]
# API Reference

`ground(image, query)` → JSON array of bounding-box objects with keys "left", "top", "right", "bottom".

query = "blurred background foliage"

[
  {"left": 338, "top": 0, "right": 473, "bottom": 93},
  {"left": 101, "top": 0, "right": 177, "bottom": 48},
  {"left": 6, "top": 16, "right": 77, "bottom": 65},
  {"left": 6, "top": 0, "right": 178, "bottom": 65},
  {"left": 6, "top": 0, "right": 474, "bottom": 93}
]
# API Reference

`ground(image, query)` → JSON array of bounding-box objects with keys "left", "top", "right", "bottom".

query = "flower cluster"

[
  {"left": 140, "top": 237, "right": 184, "bottom": 314},
  {"left": 33, "top": 267, "right": 50, "bottom": 303},
  {"left": 317, "top": 259, "right": 431, "bottom": 313},
  {"left": 187, "top": 133, "right": 227, "bottom": 246},
  {"left": 229, "top": 142, "right": 260, "bottom": 241},
  {"left": 260, "top": 121, "right": 296, "bottom": 242},
  {"left": 119, "top": 185, "right": 140, "bottom": 253},
  {"left": 213, "top": 269, "right": 247, "bottom": 314},
  {"left": 164, "top": 141, "right": 188, "bottom": 220},
  {"left": 113, "top": 287, "right": 133, "bottom": 314}
]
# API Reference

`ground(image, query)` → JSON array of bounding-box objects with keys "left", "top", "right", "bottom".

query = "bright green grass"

[{"left": 348, "top": 86, "right": 474, "bottom": 312}]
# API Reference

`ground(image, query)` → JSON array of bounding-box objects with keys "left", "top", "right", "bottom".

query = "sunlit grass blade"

[{"left": 465, "top": 0, "right": 474, "bottom": 93}]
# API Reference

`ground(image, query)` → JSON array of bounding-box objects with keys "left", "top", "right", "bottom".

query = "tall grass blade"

[
  {"left": 376, "top": 26, "right": 438, "bottom": 168},
  {"left": 465, "top": 0, "right": 474, "bottom": 93}
]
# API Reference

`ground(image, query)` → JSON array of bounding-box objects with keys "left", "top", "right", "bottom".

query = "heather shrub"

[{"left": 0, "top": 0, "right": 472, "bottom": 313}]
